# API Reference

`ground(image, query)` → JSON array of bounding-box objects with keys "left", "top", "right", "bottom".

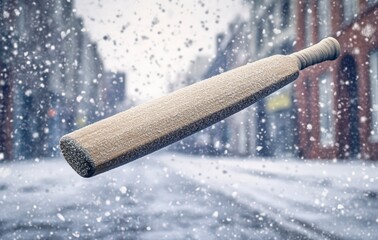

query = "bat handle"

[{"left": 291, "top": 37, "right": 341, "bottom": 70}]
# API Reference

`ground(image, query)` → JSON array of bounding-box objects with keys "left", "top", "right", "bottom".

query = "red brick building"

[{"left": 295, "top": 0, "right": 378, "bottom": 159}]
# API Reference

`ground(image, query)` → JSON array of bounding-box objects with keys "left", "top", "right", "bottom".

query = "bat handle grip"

[{"left": 291, "top": 37, "right": 341, "bottom": 70}]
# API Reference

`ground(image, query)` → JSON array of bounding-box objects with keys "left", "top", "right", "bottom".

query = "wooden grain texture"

[{"left": 60, "top": 37, "right": 340, "bottom": 177}]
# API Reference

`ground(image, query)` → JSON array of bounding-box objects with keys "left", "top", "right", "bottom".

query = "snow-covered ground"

[{"left": 0, "top": 152, "right": 377, "bottom": 239}]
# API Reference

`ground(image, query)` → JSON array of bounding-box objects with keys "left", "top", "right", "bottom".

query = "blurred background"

[
  {"left": 0, "top": 0, "right": 377, "bottom": 161},
  {"left": 0, "top": 1, "right": 378, "bottom": 239}
]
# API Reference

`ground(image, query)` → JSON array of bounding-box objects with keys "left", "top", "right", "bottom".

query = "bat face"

[
  {"left": 60, "top": 37, "right": 340, "bottom": 177},
  {"left": 60, "top": 136, "right": 95, "bottom": 177},
  {"left": 60, "top": 55, "right": 300, "bottom": 177}
]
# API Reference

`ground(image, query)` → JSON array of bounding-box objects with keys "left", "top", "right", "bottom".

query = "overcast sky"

[{"left": 75, "top": 0, "right": 249, "bottom": 102}]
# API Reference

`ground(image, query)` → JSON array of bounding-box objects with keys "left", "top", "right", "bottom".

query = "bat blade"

[{"left": 60, "top": 37, "right": 340, "bottom": 177}]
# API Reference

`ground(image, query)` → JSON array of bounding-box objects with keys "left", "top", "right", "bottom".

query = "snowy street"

[
  {"left": 1, "top": 153, "right": 377, "bottom": 239},
  {"left": 1, "top": 1, "right": 377, "bottom": 239}
]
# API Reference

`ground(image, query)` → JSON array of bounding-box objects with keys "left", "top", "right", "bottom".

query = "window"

[
  {"left": 256, "top": 18, "right": 264, "bottom": 49},
  {"left": 304, "top": 1, "right": 313, "bottom": 46},
  {"left": 343, "top": 0, "right": 359, "bottom": 25},
  {"left": 317, "top": 0, "right": 331, "bottom": 39},
  {"left": 281, "top": 0, "right": 290, "bottom": 29},
  {"left": 369, "top": 50, "right": 378, "bottom": 140},
  {"left": 319, "top": 71, "right": 335, "bottom": 146},
  {"left": 266, "top": 4, "right": 275, "bottom": 38},
  {"left": 368, "top": 0, "right": 378, "bottom": 7}
]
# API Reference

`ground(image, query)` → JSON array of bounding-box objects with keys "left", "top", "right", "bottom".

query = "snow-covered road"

[{"left": 0, "top": 153, "right": 377, "bottom": 239}]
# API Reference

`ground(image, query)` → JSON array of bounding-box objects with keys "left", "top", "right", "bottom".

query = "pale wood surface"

[{"left": 60, "top": 37, "right": 340, "bottom": 177}]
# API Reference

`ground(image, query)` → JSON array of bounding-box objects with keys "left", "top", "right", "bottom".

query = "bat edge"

[{"left": 60, "top": 136, "right": 96, "bottom": 178}]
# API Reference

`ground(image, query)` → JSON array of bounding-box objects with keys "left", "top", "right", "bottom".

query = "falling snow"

[{"left": 0, "top": 0, "right": 377, "bottom": 239}]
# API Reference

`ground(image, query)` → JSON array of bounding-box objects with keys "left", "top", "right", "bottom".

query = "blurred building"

[
  {"left": 175, "top": 19, "right": 255, "bottom": 156},
  {"left": 189, "top": 0, "right": 298, "bottom": 156},
  {"left": 99, "top": 71, "right": 127, "bottom": 118},
  {"left": 247, "top": 0, "right": 298, "bottom": 157},
  {"left": 206, "top": 20, "right": 256, "bottom": 157},
  {"left": 169, "top": 56, "right": 214, "bottom": 154},
  {"left": 173, "top": 0, "right": 377, "bottom": 161},
  {"left": 194, "top": 2, "right": 297, "bottom": 157},
  {"left": 294, "top": 0, "right": 378, "bottom": 159},
  {"left": 0, "top": 0, "right": 127, "bottom": 160},
  {"left": 172, "top": 2, "right": 297, "bottom": 157}
]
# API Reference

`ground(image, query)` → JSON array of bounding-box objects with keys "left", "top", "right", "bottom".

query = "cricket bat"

[{"left": 60, "top": 37, "right": 340, "bottom": 177}]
